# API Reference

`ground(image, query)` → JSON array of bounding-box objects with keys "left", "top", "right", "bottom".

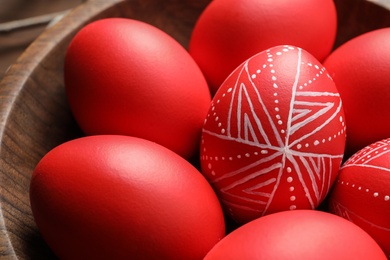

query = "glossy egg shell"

[
  {"left": 64, "top": 18, "right": 211, "bottom": 159},
  {"left": 328, "top": 138, "right": 390, "bottom": 258},
  {"left": 323, "top": 28, "right": 390, "bottom": 157},
  {"left": 29, "top": 135, "right": 225, "bottom": 259},
  {"left": 189, "top": 0, "right": 337, "bottom": 94},
  {"left": 204, "top": 210, "right": 387, "bottom": 260},
  {"left": 200, "top": 45, "right": 346, "bottom": 224}
]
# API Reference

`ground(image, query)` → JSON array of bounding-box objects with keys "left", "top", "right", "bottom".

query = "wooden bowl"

[{"left": 0, "top": 0, "right": 389, "bottom": 258}]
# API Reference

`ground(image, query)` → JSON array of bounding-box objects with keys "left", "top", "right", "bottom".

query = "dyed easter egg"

[
  {"left": 328, "top": 138, "right": 390, "bottom": 258},
  {"left": 205, "top": 210, "right": 387, "bottom": 260},
  {"left": 200, "top": 45, "right": 346, "bottom": 224},
  {"left": 64, "top": 18, "right": 211, "bottom": 160},
  {"left": 30, "top": 135, "right": 225, "bottom": 259},
  {"left": 323, "top": 28, "right": 390, "bottom": 157},
  {"left": 189, "top": 0, "right": 337, "bottom": 94}
]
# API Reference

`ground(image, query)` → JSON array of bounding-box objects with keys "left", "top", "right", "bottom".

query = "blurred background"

[{"left": 0, "top": 0, "right": 84, "bottom": 79}]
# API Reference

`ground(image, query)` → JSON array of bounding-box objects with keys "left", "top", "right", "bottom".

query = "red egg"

[
  {"left": 200, "top": 45, "right": 346, "bottom": 224},
  {"left": 189, "top": 0, "right": 337, "bottom": 94},
  {"left": 29, "top": 135, "right": 225, "bottom": 259},
  {"left": 323, "top": 28, "right": 390, "bottom": 157},
  {"left": 205, "top": 210, "right": 387, "bottom": 260},
  {"left": 328, "top": 138, "right": 390, "bottom": 258},
  {"left": 64, "top": 18, "right": 211, "bottom": 159}
]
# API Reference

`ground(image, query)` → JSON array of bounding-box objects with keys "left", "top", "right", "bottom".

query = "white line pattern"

[
  {"left": 201, "top": 46, "right": 345, "bottom": 220},
  {"left": 329, "top": 138, "right": 390, "bottom": 251},
  {"left": 331, "top": 200, "right": 390, "bottom": 232}
]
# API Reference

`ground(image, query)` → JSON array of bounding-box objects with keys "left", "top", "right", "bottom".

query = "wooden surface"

[
  {"left": 0, "top": 0, "right": 83, "bottom": 80},
  {"left": 0, "top": 0, "right": 389, "bottom": 258}
]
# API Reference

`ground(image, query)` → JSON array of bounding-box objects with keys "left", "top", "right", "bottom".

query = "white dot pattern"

[{"left": 200, "top": 45, "right": 345, "bottom": 220}]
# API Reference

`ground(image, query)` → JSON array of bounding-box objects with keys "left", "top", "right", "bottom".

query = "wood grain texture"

[
  {"left": 334, "top": 0, "right": 390, "bottom": 48},
  {"left": 0, "top": 0, "right": 389, "bottom": 258}
]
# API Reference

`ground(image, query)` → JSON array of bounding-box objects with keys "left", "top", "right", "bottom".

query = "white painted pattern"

[
  {"left": 343, "top": 139, "right": 390, "bottom": 170},
  {"left": 201, "top": 45, "right": 345, "bottom": 218},
  {"left": 330, "top": 138, "right": 390, "bottom": 248},
  {"left": 331, "top": 199, "right": 390, "bottom": 231}
]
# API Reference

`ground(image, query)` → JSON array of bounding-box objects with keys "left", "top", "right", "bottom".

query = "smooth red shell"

[
  {"left": 323, "top": 28, "right": 390, "bottom": 157},
  {"left": 189, "top": 0, "right": 337, "bottom": 94},
  {"left": 29, "top": 135, "right": 225, "bottom": 260},
  {"left": 200, "top": 45, "right": 346, "bottom": 224},
  {"left": 204, "top": 210, "right": 387, "bottom": 260},
  {"left": 328, "top": 138, "right": 390, "bottom": 258},
  {"left": 64, "top": 18, "right": 211, "bottom": 159}
]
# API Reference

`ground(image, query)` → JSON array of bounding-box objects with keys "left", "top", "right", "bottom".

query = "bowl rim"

[
  {"left": 0, "top": 0, "right": 125, "bottom": 137},
  {"left": 0, "top": 0, "right": 126, "bottom": 257}
]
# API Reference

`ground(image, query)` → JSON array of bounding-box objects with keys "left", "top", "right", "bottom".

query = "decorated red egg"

[
  {"left": 200, "top": 45, "right": 346, "bottom": 224},
  {"left": 205, "top": 210, "right": 387, "bottom": 259},
  {"left": 189, "top": 0, "right": 337, "bottom": 94},
  {"left": 328, "top": 138, "right": 390, "bottom": 258},
  {"left": 323, "top": 28, "right": 390, "bottom": 157},
  {"left": 30, "top": 135, "right": 225, "bottom": 259}
]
